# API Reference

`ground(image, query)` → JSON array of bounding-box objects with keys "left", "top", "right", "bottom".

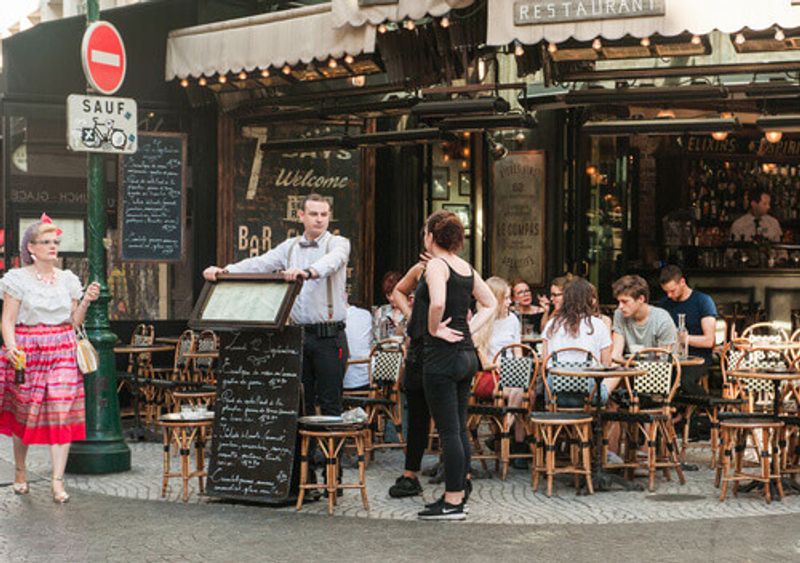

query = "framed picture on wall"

[
  {"left": 432, "top": 166, "right": 450, "bottom": 200},
  {"left": 458, "top": 171, "right": 471, "bottom": 196},
  {"left": 443, "top": 203, "right": 471, "bottom": 231}
]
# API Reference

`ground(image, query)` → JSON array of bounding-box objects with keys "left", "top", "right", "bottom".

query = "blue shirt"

[{"left": 659, "top": 290, "right": 717, "bottom": 361}]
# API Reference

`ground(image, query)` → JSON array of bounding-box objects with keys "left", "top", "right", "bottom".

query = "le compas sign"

[{"left": 67, "top": 94, "right": 137, "bottom": 154}]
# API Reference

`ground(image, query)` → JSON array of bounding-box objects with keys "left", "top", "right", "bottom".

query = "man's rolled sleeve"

[
  {"left": 225, "top": 238, "right": 291, "bottom": 274},
  {"left": 310, "top": 236, "right": 350, "bottom": 279}
]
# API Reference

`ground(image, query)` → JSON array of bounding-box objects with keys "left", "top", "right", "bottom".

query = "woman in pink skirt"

[{"left": 1, "top": 214, "right": 100, "bottom": 503}]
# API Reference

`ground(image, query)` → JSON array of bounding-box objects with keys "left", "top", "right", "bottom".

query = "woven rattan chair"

[
  {"left": 145, "top": 330, "right": 197, "bottom": 422},
  {"left": 191, "top": 330, "right": 219, "bottom": 384},
  {"left": 467, "top": 343, "right": 539, "bottom": 480}
]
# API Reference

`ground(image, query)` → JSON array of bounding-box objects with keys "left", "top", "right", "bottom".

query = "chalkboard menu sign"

[
  {"left": 206, "top": 327, "right": 303, "bottom": 503},
  {"left": 233, "top": 123, "right": 364, "bottom": 299},
  {"left": 118, "top": 132, "right": 186, "bottom": 262}
]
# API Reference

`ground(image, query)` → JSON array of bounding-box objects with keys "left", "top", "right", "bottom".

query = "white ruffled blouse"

[{"left": 0, "top": 267, "right": 83, "bottom": 325}]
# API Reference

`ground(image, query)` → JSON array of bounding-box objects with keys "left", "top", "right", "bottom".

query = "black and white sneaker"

[
  {"left": 423, "top": 495, "right": 470, "bottom": 515},
  {"left": 417, "top": 497, "right": 466, "bottom": 521}
]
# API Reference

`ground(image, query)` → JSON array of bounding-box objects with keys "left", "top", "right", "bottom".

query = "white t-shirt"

[
  {"left": 344, "top": 305, "right": 373, "bottom": 389},
  {"left": 488, "top": 313, "right": 521, "bottom": 360},
  {"left": 543, "top": 316, "right": 612, "bottom": 365}
]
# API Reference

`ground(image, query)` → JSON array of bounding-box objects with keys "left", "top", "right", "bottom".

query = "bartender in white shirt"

[
  {"left": 203, "top": 193, "right": 351, "bottom": 418},
  {"left": 730, "top": 188, "right": 783, "bottom": 242}
]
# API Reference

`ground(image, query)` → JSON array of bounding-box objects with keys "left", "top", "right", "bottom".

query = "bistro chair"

[
  {"left": 740, "top": 322, "right": 789, "bottom": 344},
  {"left": 191, "top": 330, "right": 219, "bottom": 384},
  {"left": 718, "top": 417, "right": 785, "bottom": 504},
  {"left": 467, "top": 343, "right": 539, "bottom": 480},
  {"left": 117, "top": 323, "right": 155, "bottom": 395},
  {"left": 545, "top": 347, "right": 602, "bottom": 413},
  {"left": 725, "top": 342, "right": 792, "bottom": 413},
  {"left": 157, "top": 399, "right": 214, "bottom": 502},
  {"left": 341, "top": 339, "right": 406, "bottom": 454},
  {"left": 600, "top": 348, "right": 686, "bottom": 492},
  {"left": 145, "top": 330, "right": 198, "bottom": 422}
]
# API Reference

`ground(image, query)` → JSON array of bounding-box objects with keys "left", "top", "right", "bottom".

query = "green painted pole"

[{"left": 66, "top": 0, "right": 131, "bottom": 474}]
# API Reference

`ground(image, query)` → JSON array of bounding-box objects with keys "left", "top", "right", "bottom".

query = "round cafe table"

[
  {"left": 549, "top": 366, "right": 645, "bottom": 492},
  {"left": 613, "top": 354, "right": 706, "bottom": 367}
]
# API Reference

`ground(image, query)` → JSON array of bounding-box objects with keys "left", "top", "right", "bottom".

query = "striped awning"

[
  {"left": 487, "top": 0, "right": 800, "bottom": 45},
  {"left": 331, "top": 0, "right": 474, "bottom": 28},
  {"left": 165, "top": 3, "right": 376, "bottom": 80}
]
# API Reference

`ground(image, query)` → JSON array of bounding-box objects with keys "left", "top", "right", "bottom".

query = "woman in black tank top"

[{"left": 417, "top": 210, "right": 497, "bottom": 521}]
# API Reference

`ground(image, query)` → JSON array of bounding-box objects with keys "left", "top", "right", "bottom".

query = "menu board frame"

[
  {"left": 117, "top": 131, "right": 187, "bottom": 263},
  {"left": 189, "top": 273, "right": 302, "bottom": 331}
]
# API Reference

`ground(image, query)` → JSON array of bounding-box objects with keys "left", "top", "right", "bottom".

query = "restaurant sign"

[{"left": 514, "top": 0, "right": 665, "bottom": 25}]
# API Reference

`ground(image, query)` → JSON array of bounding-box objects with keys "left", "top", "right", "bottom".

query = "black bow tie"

[{"left": 298, "top": 240, "right": 318, "bottom": 248}]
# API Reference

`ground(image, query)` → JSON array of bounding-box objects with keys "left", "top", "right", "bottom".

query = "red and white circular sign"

[{"left": 81, "top": 21, "right": 126, "bottom": 95}]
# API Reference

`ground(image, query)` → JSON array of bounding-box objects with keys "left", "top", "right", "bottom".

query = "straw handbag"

[{"left": 75, "top": 326, "right": 99, "bottom": 374}]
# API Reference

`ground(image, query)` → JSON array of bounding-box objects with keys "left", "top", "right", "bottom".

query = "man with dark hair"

[
  {"left": 730, "top": 188, "right": 782, "bottom": 242},
  {"left": 204, "top": 193, "right": 350, "bottom": 415},
  {"left": 658, "top": 266, "right": 718, "bottom": 395},
  {"left": 611, "top": 274, "right": 676, "bottom": 361}
]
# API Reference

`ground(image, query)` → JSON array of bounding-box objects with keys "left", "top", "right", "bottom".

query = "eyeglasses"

[
  {"left": 515, "top": 289, "right": 532, "bottom": 296},
  {"left": 32, "top": 239, "right": 61, "bottom": 246},
  {"left": 550, "top": 292, "right": 563, "bottom": 298}
]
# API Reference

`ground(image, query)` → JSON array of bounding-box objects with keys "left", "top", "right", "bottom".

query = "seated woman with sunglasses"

[
  {"left": 510, "top": 279, "right": 546, "bottom": 336},
  {"left": 0, "top": 214, "right": 100, "bottom": 503}
]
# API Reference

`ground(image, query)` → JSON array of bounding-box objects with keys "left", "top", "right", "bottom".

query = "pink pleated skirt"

[{"left": 0, "top": 324, "right": 85, "bottom": 444}]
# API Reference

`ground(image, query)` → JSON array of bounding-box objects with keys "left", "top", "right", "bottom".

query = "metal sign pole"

[{"left": 66, "top": 0, "right": 131, "bottom": 474}]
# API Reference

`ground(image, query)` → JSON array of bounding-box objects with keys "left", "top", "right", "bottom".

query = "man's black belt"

[{"left": 300, "top": 321, "right": 345, "bottom": 337}]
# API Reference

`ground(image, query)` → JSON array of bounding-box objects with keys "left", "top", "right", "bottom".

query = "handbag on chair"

[{"left": 75, "top": 326, "right": 99, "bottom": 374}]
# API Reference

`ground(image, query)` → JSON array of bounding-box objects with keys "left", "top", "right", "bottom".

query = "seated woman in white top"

[
  {"left": 473, "top": 277, "right": 527, "bottom": 460},
  {"left": 542, "top": 277, "right": 614, "bottom": 400}
]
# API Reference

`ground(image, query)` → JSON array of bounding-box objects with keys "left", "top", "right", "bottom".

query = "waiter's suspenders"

[{"left": 287, "top": 235, "right": 335, "bottom": 321}]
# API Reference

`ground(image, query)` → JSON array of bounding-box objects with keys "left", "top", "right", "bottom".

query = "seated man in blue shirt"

[{"left": 658, "top": 265, "right": 718, "bottom": 397}]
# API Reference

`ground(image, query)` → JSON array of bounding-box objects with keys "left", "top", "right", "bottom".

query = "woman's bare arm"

[
  {"left": 392, "top": 262, "right": 424, "bottom": 319},
  {"left": 468, "top": 273, "right": 497, "bottom": 335}
]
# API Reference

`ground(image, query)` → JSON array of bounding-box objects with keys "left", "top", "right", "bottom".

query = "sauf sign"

[
  {"left": 514, "top": 0, "right": 665, "bottom": 24},
  {"left": 67, "top": 94, "right": 138, "bottom": 154}
]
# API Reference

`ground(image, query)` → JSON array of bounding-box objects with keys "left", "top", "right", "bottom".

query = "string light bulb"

[
  {"left": 691, "top": 34, "right": 702, "bottom": 45},
  {"left": 377, "top": 24, "right": 387, "bottom": 34},
  {"left": 775, "top": 27, "right": 785, "bottom": 41},
  {"left": 198, "top": 77, "right": 207, "bottom": 86},
  {"left": 640, "top": 36, "right": 651, "bottom": 47},
  {"left": 344, "top": 54, "right": 354, "bottom": 65},
  {"left": 282, "top": 64, "right": 292, "bottom": 75},
  {"left": 734, "top": 33, "right": 746, "bottom": 45},
  {"left": 260, "top": 69, "right": 270, "bottom": 78},
  {"left": 440, "top": 16, "right": 450, "bottom": 28},
  {"left": 765, "top": 130, "right": 783, "bottom": 143},
  {"left": 710, "top": 132, "right": 729, "bottom": 141},
  {"left": 592, "top": 38, "right": 602, "bottom": 50},
  {"left": 547, "top": 42, "right": 558, "bottom": 54},
  {"left": 218, "top": 75, "right": 227, "bottom": 84},
  {"left": 514, "top": 42, "right": 525, "bottom": 57},
  {"left": 179, "top": 79, "right": 189, "bottom": 88},
  {"left": 349, "top": 75, "right": 366, "bottom": 87},
  {"left": 328, "top": 58, "right": 338, "bottom": 69},
  {"left": 238, "top": 71, "right": 247, "bottom": 80},
  {"left": 404, "top": 19, "right": 415, "bottom": 31}
]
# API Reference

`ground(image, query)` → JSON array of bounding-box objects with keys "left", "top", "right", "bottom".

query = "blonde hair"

[
  {"left": 473, "top": 277, "right": 509, "bottom": 362},
  {"left": 21, "top": 222, "right": 60, "bottom": 265}
]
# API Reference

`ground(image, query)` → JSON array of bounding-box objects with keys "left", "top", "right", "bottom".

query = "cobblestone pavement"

[
  {"left": 2, "top": 456, "right": 800, "bottom": 563},
  {"left": 4, "top": 439, "right": 800, "bottom": 526}
]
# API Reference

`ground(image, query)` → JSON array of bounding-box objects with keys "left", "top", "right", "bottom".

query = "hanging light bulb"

[
  {"left": 198, "top": 77, "right": 207, "bottom": 86},
  {"left": 238, "top": 71, "right": 247, "bottom": 80},
  {"left": 328, "top": 58, "right": 338, "bottom": 69},
  {"left": 656, "top": 109, "right": 676, "bottom": 119},
  {"left": 218, "top": 75, "right": 227, "bottom": 84},
  {"left": 734, "top": 33, "right": 746, "bottom": 45},
  {"left": 710, "top": 132, "right": 729, "bottom": 141},
  {"left": 585, "top": 164, "right": 598, "bottom": 177},
  {"left": 640, "top": 36, "right": 651, "bottom": 47},
  {"left": 260, "top": 69, "right": 270, "bottom": 78},
  {"left": 404, "top": 19, "right": 415, "bottom": 31},
  {"left": 514, "top": 42, "right": 525, "bottom": 57},
  {"left": 179, "top": 79, "right": 189, "bottom": 88},
  {"left": 282, "top": 64, "right": 292, "bottom": 75},
  {"left": 344, "top": 54, "right": 354, "bottom": 65},
  {"left": 592, "top": 38, "right": 602, "bottom": 50},
  {"left": 720, "top": 111, "right": 733, "bottom": 119},
  {"left": 460, "top": 160, "right": 468, "bottom": 169},
  {"left": 440, "top": 16, "right": 450, "bottom": 28},
  {"left": 765, "top": 130, "right": 783, "bottom": 143},
  {"left": 443, "top": 153, "right": 450, "bottom": 163},
  {"left": 377, "top": 23, "right": 387, "bottom": 34},
  {"left": 691, "top": 34, "right": 702, "bottom": 45},
  {"left": 775, "top": 27, "right": 785, "bottom": 41},
  {"left": 462, "top": 147, "right": 470, "bottom": 158}
]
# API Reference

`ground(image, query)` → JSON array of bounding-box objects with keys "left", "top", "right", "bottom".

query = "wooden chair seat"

[
  {"left": 720, "top": 419, "right": 784, "bottom": 430},
  {"left": 468, "top": 404, "right": 529, "bottom": 416},
  {"left": 718, "top": 419, "right": 784, "bottom": 503},
  {"left": 530, "top": 411, "right": 592, "bottom": 425}
]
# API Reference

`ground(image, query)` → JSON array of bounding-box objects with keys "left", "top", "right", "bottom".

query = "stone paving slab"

[{"left": 4, "top": 439, "right": 800, "bottom": 525}]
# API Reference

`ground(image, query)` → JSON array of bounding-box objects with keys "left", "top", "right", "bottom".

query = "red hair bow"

[{"left": 40, "top": 213, "right": 64, "bottom": 236}]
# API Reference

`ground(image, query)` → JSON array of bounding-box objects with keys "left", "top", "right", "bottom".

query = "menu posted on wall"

[
  {"left": 118, "top": 132, "right": 186, "bottom": 261},
  {"left": 206, "top": 327, "right": 303, "bottom": 503},
  {"left": 492, "top": 151, "right": 546, "bottom": 286}
]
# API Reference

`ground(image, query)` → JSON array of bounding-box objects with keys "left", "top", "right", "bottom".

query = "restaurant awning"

[
  {"left": 331, "top": 0, "right": 474, "bottom": 28},
  {"left": 487, "top": 0, "right": 800, "bottom": 45},
  {"left": 165, "top": 3, "right": 376, "bottom": 80}
]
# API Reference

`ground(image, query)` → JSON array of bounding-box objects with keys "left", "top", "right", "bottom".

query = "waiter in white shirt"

[
  {"left": 203, "top": 193, "right": 351, "bottom": 418},
  {"left": 730, "top": 188, "right": 782, "bottom": 242}
]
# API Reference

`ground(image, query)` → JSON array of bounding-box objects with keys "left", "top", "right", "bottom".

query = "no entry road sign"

[{"left": 81, "top": 21, "right": 126, "bottom": 95}]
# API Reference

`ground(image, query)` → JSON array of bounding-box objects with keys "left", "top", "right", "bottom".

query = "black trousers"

[
  {"left": 423, "top": 349, "right": 477, "bottom": 493},
  {"left": 680, "top": 363, "right": 708, "bottom": 396},
  {"left": 301, "top": 330, "right": 348, "bottom": 417},
  {"left": 404, "top": 386, "right": 430, "bottom": 473}
]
